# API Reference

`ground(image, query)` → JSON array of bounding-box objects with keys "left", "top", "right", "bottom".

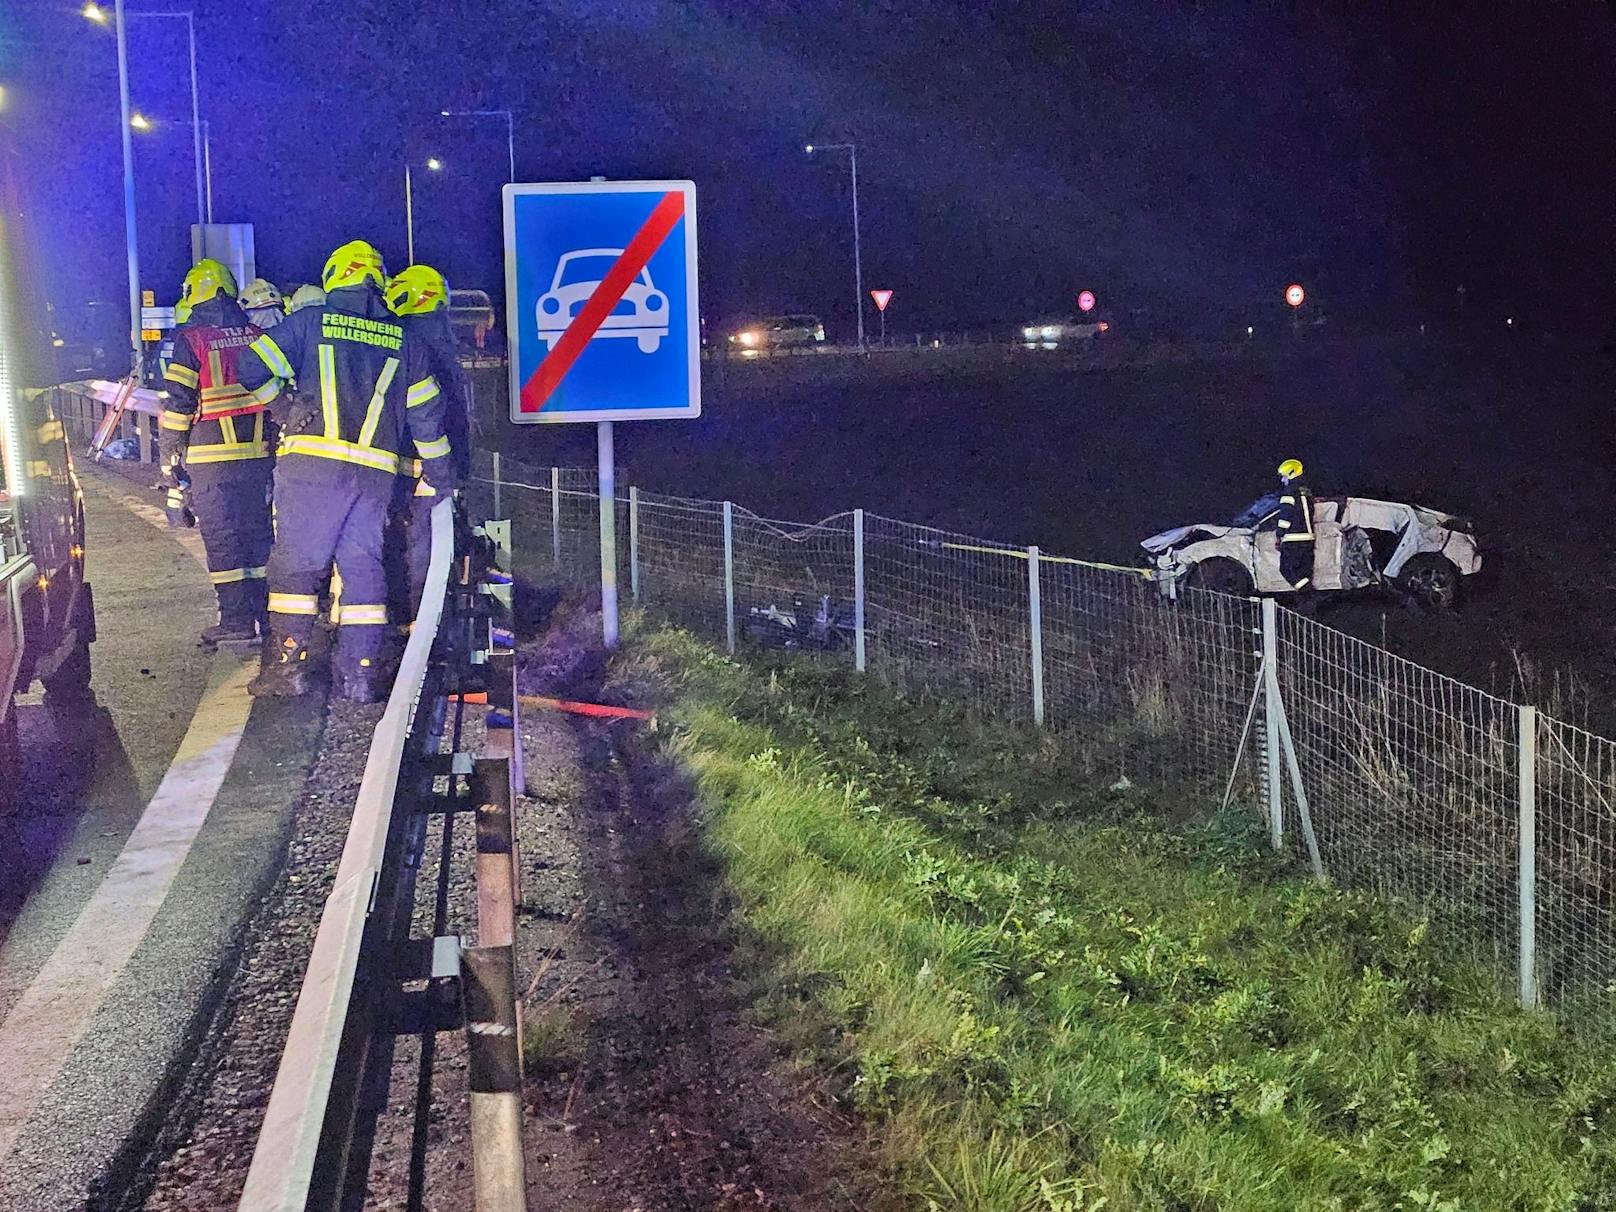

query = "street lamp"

[
  {"left": 439, "top": 108, "right": 516, "bottom": 182},
  {"left": 129, "top": 110, "right": 151, "bottom": 130},
  {"left": 804, "top": 141, "right": 865, "bottom": 349},
  {"left": 84, "top": 5, "right": 206, "bottom": 230},
  {"left": 403, "top": 157, "right": 443, "bottom": 266}
]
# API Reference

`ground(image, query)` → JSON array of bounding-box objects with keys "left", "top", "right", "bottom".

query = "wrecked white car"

[{"left": 1141, "top": 494, "right": 1482, "bottom": 609}]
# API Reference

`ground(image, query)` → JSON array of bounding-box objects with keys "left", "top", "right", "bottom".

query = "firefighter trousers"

[
  {"left": 265, "top": 456, "right": 393, "bottom": 673},
  {"left": 390, "top": 480, "right": 436, "bottom": 623},
  {"left": 1280, "top": 539, "right": 1315, "bottom": 590},
  {"left": 190, "top": 460, "right": 272, "bottom": 626}
]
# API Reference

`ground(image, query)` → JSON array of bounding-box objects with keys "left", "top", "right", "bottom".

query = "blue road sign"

[{"left": 502, "top": 180, "right": 700, "bottom": 424}]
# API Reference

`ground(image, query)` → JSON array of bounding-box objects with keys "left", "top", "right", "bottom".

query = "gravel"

[{"left": 134, "top": 699, "right": 385, "bottom": 1211}]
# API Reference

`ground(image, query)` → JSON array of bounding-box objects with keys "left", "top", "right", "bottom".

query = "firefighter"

[
  {"left": 383, "top": 264, "right": 470, "bottom": 618},
  {"left": 239, "top": 278, "right": 285, "bottom": 330},
  {"left": 239, "top": 240, "right": 453, "bottom": 702},
  {"left": 160, "top": 259, "right": 276, "bottom": 645},
  {"left": 287, "top": 283, "right": 326, "bottom": 313},
  {"left": 1275, "top": 458, "right": 1315, "bottom": 590}
]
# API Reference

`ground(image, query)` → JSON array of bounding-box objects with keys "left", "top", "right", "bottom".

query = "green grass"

[{"left": 618, "top": 623, "right": 1616, "bottom": 1212}]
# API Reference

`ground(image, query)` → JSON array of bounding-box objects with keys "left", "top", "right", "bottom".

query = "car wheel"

[
  {"left": 637, "top": 334, "right": 661, "bottom": 354},
  {"left": 1396, "top": 554, "right": 1461, "bottom": 611},
  {"left": 1185, "top": 557, "right": 1252, "bottom": 596}
]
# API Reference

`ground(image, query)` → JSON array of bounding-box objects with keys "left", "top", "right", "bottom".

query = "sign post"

[
  {"left": 869, "top": 288, "right": 893, "bottom": 347},
  {"left": 1077, "top": 289, "right": 1096, "bottom": 313},
  {"left": 503, "top": 179, "right": 701, "bottom": 648}
]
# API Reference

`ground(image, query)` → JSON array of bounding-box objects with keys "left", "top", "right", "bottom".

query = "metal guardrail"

[{"left": 237, "top": 502, "right": 528, "bottom": 1211}]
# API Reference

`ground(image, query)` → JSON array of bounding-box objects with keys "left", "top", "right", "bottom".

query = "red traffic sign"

[
  {"left": 1285, "top": 283, "right": 1305, "bottom": 308},
  {"left": 869, "top": 289, "right": 893, "bottom": 312},
  {"left": 1077, "top": 290, "right": 1096, "bottom": 313}
]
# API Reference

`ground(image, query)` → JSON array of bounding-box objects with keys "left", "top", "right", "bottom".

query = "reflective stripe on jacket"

[
  {"left": 1276, "top": 486, "right": 1316, "bottom": 543},
  {"left": 238, "top": 284, "right": 450, "bottom": 485},
  {"left": 160, "top": 295, "right": 272, "bottom": 467}
]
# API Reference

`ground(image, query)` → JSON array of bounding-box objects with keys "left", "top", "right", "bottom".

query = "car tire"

[
  {"left": 637, "top": 335, "right": 661, "bottom": 354},
  {"left": 1396, "top": 554, "right": 1461, "bottom": 611},
  {"left": 1185, "top": 557, "right": 1252, "bottom": 596}
]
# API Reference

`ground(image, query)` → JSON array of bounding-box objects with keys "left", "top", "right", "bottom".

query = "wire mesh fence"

[{"left": 472, "top": 451, "right": 1616, "bottom": 1020}]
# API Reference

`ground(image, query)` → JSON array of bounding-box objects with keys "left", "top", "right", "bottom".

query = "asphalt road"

[{"left": 0, "top": 463, "right": 326, "bottom": 1210}]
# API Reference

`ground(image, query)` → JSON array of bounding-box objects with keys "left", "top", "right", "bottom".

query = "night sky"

[{"left": 4, "top": 1, "right": 1613, "bottom": 339}]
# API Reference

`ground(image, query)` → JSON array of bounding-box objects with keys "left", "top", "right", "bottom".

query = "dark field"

[{"left": 478, "top": 331, "right": 1616, "bottom": 727}]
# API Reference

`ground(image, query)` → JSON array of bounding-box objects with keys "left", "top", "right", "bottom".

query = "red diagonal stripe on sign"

[{"left": 521, "top": 190, "right": 685, "bottom": 413}]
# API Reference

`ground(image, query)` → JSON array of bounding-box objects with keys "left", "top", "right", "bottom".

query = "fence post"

[
  {"left": 723, "top": 501, "right": 736, "bottom": 654},
  {"left": 853, "top": 509, "right": 866, "bottom": 673},
  {"left": 629, "top": 486, "right": 640, "bottom": 604},
  {"left": 1261, "top": 597, "right": 1283, "bottom": 851},
  {"left": 549, "top": 466, "right": 561, "bottom": 568},
  {"left": 492, "top": 450, "right": 502, "bottom": 519},
  {"left": 1518, "top": 704, "right": 1538, "bottom": 1009},
  {"left": 1028, "top": 545, "right": 1045, "bottom": 727}
]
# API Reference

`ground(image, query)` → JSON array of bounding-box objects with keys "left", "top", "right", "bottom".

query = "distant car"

[
  {"left": 1020, "top": 315, "right": 1110, "bottom": 348},
  {"left": 536, "top": 250, "right": 667, "bottom": 354},
  {"left": 448, "top": 289, "right": 495, "bottom": 351},
  {"left": 728, "top": 315, "right": 826, "bottom": 352},
  {"left": 1141, "top": 494, "right": 1482, "bottom": 609}
]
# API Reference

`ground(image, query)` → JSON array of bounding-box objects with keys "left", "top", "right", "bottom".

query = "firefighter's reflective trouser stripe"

[
  {"left": 191, "top": 462, "right": 272, "bottom": 626},
  {"left": 265, "top": 455, "right": 393, "bottom": 672}
]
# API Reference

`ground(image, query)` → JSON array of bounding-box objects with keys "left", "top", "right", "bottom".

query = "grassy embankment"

[{"left": 620, "top": 623, "right": 1616, "bottom": 1212}]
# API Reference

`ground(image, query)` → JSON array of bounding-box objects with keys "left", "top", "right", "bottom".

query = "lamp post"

[
  {"left": 804, "top": 141, "right": 865, "bottom": 349},
  {"left": 404, "top": 157, "right": 443, "bottom": 266},
  {"left": 439, "top": 108, "right": 516, "bottom": 182},
  {"left": 85, "top": 4, "right": 205, "bottom": 230}
]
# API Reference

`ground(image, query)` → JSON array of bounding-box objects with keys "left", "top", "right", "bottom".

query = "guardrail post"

[
  {"left": 550, "top": 466, "right": 562, "bottom": 567},
  {"left": 630, "top": 485, "right": 641, "bottom": 604},
  {"left": 136, "top": 410, "right": 153, "bottom": 463},
  {"left": 853, "top": 508, "right": 866, "bottom": 673},
  {"left": 723, "top": 500, "right": 736, "bottom": 654},
  {"left": 491, "top": 450, "right": 502, "bottom": 519},
  {"left": 1028, "top": 545, "right": 1045, "bottom": 727},
  {"left": 462, "top": 945, "right": 527, "bottom": 1211},
  {"left": 1519, "top": 704, "right": 1538, "bottom": 1009},
  {"left": 1262, "top": 597, "right": 1283, "bottom": 851}
]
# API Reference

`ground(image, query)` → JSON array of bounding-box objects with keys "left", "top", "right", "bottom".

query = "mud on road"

[{"left": 514, "top": 605, "right": 880, "bottom": 1212}]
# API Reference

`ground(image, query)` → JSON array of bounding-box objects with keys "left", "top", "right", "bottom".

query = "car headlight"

[
  {"left": 1040, "top": 325, "right": 1060, "bottom": 338},
  {"left": 738, "top": 331, "right": 759, "bottom": 347},
  {"left": 1021, "top": 326, "right": 1038, "bottom": 339}
]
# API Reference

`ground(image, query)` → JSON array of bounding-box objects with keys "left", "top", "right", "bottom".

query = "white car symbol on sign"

[{"left": 536, "top": 248, "right": 669, "bottom": 354}]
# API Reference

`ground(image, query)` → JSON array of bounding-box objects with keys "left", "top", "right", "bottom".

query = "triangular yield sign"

[{"left": 869, "top": 289, "right": 893, "bottom": 312}]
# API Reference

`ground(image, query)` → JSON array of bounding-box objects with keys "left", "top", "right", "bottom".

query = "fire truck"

[{"left": 0, "top": 137, "right": 96, "bottom": 772}]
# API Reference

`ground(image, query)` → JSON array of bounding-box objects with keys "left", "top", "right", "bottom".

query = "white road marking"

[{"left": 0, "top": 480, "right": 255, "bottom": 1154}]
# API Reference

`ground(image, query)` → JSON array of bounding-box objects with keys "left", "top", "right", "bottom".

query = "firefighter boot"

[
  {"left": 335, "top": 655, "right": 386, "bottom": 704},
  {"left": 249, "top": 633, "right": 313, "bottom": 697}
]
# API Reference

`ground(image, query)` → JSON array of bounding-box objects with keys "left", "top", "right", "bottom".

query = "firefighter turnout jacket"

[
  {"left": 240, "top": 284, "right": 452, "bottom": 488},
  {"left": 399, "top": 307, "right": 471, "bottom": 494},
  {"left": 1277, "top": 484, "right": 1316, "bottom": 544},
  {"left": 159, "top": 295, "right": 275, "bottom": 468}
]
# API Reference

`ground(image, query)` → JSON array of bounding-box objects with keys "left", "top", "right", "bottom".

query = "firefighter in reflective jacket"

[
  {"left": 239, "top": 240, "right": 453, "bottom": 702},
  {"left": 383, "top": 264, "right": 470, "bottom": 618},
  {"left": 161, "top": 259, "right": 277, "bottom": 645},
  {"left": 1276, "top": 458, "right": 1315, "bottom": 590}
]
